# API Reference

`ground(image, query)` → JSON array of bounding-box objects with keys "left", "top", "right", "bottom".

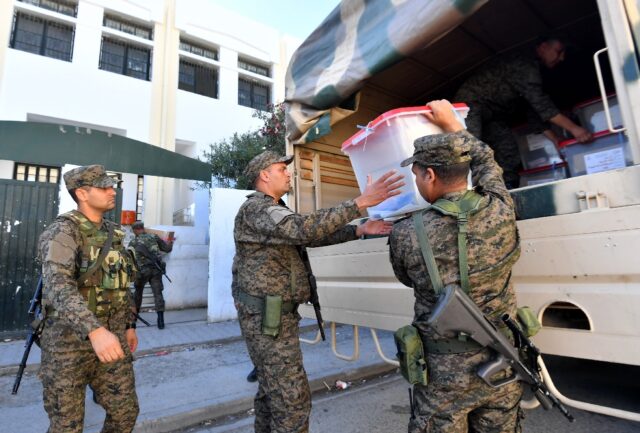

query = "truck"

[{"left": 283, "top": 0, "right": 640, "bottom": 421}]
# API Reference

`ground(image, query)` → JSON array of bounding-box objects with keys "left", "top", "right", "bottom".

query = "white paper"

[
  {"left": 527, "top": 134, "right": 550, "bottom": 151},
  {"left": 584, "top": 147, "right": 626, "bottom": 174}
]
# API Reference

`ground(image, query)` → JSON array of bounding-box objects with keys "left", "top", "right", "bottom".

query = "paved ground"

[
  {"left": 180, "top": 367, "right": 640, "bottom": 433},
  {"left": 0, "top": 308, "right": 397, "bottom": 433}
]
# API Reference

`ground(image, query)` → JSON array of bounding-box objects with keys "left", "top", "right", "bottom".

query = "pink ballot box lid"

[{"left": 341, "top": 103, "right": 469, "bottom": 151}]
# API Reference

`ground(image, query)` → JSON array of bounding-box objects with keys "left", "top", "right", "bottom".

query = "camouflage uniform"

[
  {"left": 454, "top": 51, "right": 560, "bottom": 187},
  {"left": 38, "top": 165, "right": 138, "bottom": 433},
  {"left": 389, "top": 131, "right": 523, "bottom": 433},
  {"left": 232, "top": 151, "right": 362, "bottom": 433},
  {"left": 129, "top": 230, "right": 172, "bottom": 313}
]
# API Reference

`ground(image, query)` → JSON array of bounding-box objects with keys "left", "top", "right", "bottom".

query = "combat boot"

[{"left": 157, "top": 311, "right": 165, "bottom": 329}]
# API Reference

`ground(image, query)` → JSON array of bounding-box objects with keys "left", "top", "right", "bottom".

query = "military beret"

[
  {"left": 132, "top": 221, "right": 144, "bottom": 230},
  {"left": 244, "top": 151, "right": 294, "bottom": 186},
  {"left": 63, "top": 165, "right": 120, "bottom": 190},
  {"left": 400, "top": 132, "right": 472, "bottom": 167}
]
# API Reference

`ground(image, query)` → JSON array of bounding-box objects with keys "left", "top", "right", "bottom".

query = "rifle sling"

[{"left": 412, "top": 211, "right": 444, "bottom": 295}]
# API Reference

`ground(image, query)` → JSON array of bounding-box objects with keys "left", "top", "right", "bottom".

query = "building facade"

[{"left": 0, "top": 0, "right": 300, "bottom": 226}]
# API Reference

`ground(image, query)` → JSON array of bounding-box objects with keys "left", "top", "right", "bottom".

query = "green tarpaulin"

[{"left": 284, "top": 0, "right": 487, "bottom": 145}]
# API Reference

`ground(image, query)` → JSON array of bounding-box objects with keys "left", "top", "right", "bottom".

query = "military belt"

[
  {"left": 425, "top": 337, "right": 483, "bottom": 354},
  {"left": 238, "top": 290, "right": 298, "bottom": 314}
]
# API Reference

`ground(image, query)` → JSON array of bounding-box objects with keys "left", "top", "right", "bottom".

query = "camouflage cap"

[
  {"left": 132, "top": 221, "right": 144, "bottom": 230},
  {"left": 63, "top": 165, "right": 120, "bottom": 190},
  {"left": 400, "top": 132, "right": 472, "bottom": 167},
  {"left": 243, "top": 151, "right": 294, "bottom": 186}
]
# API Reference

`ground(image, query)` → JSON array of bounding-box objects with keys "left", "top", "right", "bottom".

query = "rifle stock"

[
  {"left": 427, "top": 285, "right": 574, "bottom": 422},
  {"left": 12, "top": 277, "right": 45, "bottom": 395}
]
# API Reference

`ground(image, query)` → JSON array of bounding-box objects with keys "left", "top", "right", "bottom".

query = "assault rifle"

[
  {"left": 297, "top": 247, "right": 325, "bottom": 341},
  {"left": 427, "top": 285, "right": 574, "bottom": 422},
  {"left": 134, "top": 243, "right": 172, "bottom": 283},
  {"left": 133, "top": 312, "right": 151, "bottom": 327},
  {"left": 12, "top": 277, "right": 45, "bottom": 395}
]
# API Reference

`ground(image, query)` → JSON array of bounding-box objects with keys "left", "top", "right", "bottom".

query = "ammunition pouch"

[
  {"left": 262, "top": 295, "right": 283, "bottom": 337},
  {"left": 516, "top": 306, "right": 541, "bottom": 337},
  {"left": 394, "top": 325, "right": 428, "bottom": 386},
  {"left": 78, "top": 286, "right": 129, "bottom": 316},
  {"left": 237, "top": 290, "right": 298, "bottom": 338}
]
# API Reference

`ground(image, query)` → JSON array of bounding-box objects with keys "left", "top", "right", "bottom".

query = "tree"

[{"left": 199, "top": 103, "right": 286, "bottom": 189}]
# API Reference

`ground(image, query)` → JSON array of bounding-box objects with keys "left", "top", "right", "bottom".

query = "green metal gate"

[{"left": 0, "top": 180, "right": 59, "bottom": 337}]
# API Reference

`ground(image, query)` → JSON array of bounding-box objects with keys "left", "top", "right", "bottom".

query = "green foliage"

[{"left": 198, "top": 103, "right": 286, "bottom": 190}]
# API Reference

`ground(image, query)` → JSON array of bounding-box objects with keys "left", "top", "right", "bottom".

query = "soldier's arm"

[
  {"left": 155, "top": 234, "right": 173, "bottom": 253},
  {"left": 425, "top": 100, "right": 512, "bottom": 205},
  {"left": 466, "top": 131, "right": 514, "bottom": 205},
  {"left": 306, "top": 224, "right": 358, "bottom": 248},
  {"left": 508, "top": 58, "right": 560, "bottom": 122},
  {"left": 388, "top": 226, "right": 414, "bottom": 288},
  {"left": 39, "top": 222, "right": 102, "bottom": 339},
  {"left": 247, "top": 199, "right": 362, "bottom": 245}
]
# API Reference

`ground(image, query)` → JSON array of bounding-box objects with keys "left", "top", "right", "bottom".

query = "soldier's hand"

[
  {"left": 88, "top": 327, "right": 125, "bottom": 363},
  {"left": 356, "top": 219, "right": 393, "bottom": 237},
  {"left": 424, "top": 100, "right": 464, "bottom": 133},
  {"left": 569, "top": 125, "right": 592, "bottom": 143},
  {"left": 355, "top": 171, "right": 405, "bottom": 211},
  {"left": 125, "top": 328, "right": 138, "bottom": 353}
]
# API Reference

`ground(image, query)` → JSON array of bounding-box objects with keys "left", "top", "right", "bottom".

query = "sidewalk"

[{"left": 0, "top": 308, "right": 398, "bottom": 433}]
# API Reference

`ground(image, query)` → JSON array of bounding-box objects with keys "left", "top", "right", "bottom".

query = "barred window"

[
  {"left": 179, "top": 39, "right": 218, "bottom": 60},
  {"left": 99, "top": 37, "right": 151, "bottom": 81},
  {"left": 238, "top": 58, "right": 270, "bottom": 77},
  {"left": 103, "top": 13, "right": 153, "bottom": 40},
  {"left": 14, "top": 163, "right": 60, "bottom": 184},
  {"left": 238, "top": 77, "right": 270, "bottom": 111},
  {"left": 18, "top": 0, "right": 78, "bottom": 17},
  {"left": 179, "top": 60, "right": 218, "bottom": 98},
  {"left": 10, "top": 12, "right": 74, "bottom": 61}
]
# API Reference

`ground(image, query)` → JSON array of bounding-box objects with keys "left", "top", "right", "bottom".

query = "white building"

[{"left": 0, "top": 0, "right": 300, "bottom": 227}]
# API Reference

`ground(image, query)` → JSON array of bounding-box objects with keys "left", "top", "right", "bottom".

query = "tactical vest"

[{"left": 61, "top": 210, "right": 135, "bottom": 316}]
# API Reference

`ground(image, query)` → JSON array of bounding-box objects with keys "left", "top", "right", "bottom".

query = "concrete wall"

[
  {"left": 149, "top": 225, "right": 209, "bottom": 309},
  {"left": 208, "top": 187, "right": 251, "bottom": 322}
]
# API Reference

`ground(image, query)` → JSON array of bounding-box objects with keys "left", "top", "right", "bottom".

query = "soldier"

[
  {"left": 129, "top": 220, "right": 173, "bottom": 329},
  {"left": 454, "top": 35, "right": 592, "bottom": 188},
  {"left": 389, "top": 100, "right": 523, "bottom": 432},
  {"left": 233, "top": 150, "right": 404, "bottom": 433},
  {"left": 38, "top": 165, "right": 139, "bottom": 433}
]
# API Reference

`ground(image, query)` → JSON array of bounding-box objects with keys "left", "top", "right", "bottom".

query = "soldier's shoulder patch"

[{"left": 266, "top": 205, "right": 294, "bottom": 225}]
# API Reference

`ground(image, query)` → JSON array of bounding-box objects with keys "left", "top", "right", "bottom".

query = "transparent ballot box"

[{"left": 342, "top": 104, "right": 469, "bottom": 218}]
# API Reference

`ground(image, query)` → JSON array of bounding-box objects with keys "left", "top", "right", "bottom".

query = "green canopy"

[
  {"left": 0, "top": 121, "right": 211, "bottom": 181},
  {"left": 284, "top": 0, "right": 487, "bottom": 145}
]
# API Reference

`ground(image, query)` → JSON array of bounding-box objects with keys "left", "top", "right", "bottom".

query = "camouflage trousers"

[
  {"left": 462, "top": 102, "right": 522, "bottom": 189},
  {"left": 408, "top": 348, "right": 523, "bottom": 433},
  {"left": 40, "top": 347, "right": 139, "bottom": 433},
  {"left": 237, "top": 303, "right": 311, "bottom": 433},
  {"left": 134, "top": 268, "right": 165, "bottom": 312}
]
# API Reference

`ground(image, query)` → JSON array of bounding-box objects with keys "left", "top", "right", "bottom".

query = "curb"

[
  {"left": 0, "top": 323, "right": 320, "bottom": 378},
  {"left": 132, "top": 362, "right": 398, "bottom": 433}
]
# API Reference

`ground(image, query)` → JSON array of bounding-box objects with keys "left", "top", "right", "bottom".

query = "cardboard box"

[{"left": 145, "top": 228, "right": 175, "bottom": 242}]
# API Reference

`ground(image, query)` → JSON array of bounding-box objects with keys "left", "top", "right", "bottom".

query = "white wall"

[
  {"left": 208, "top": 187, "right": 251, "bottom": 322},
  {"left": 0, "top": 160, "right": 13, "bottom": 179},
  {"left": 150, "top": 224, "right": 209, "bottom": 309}
]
